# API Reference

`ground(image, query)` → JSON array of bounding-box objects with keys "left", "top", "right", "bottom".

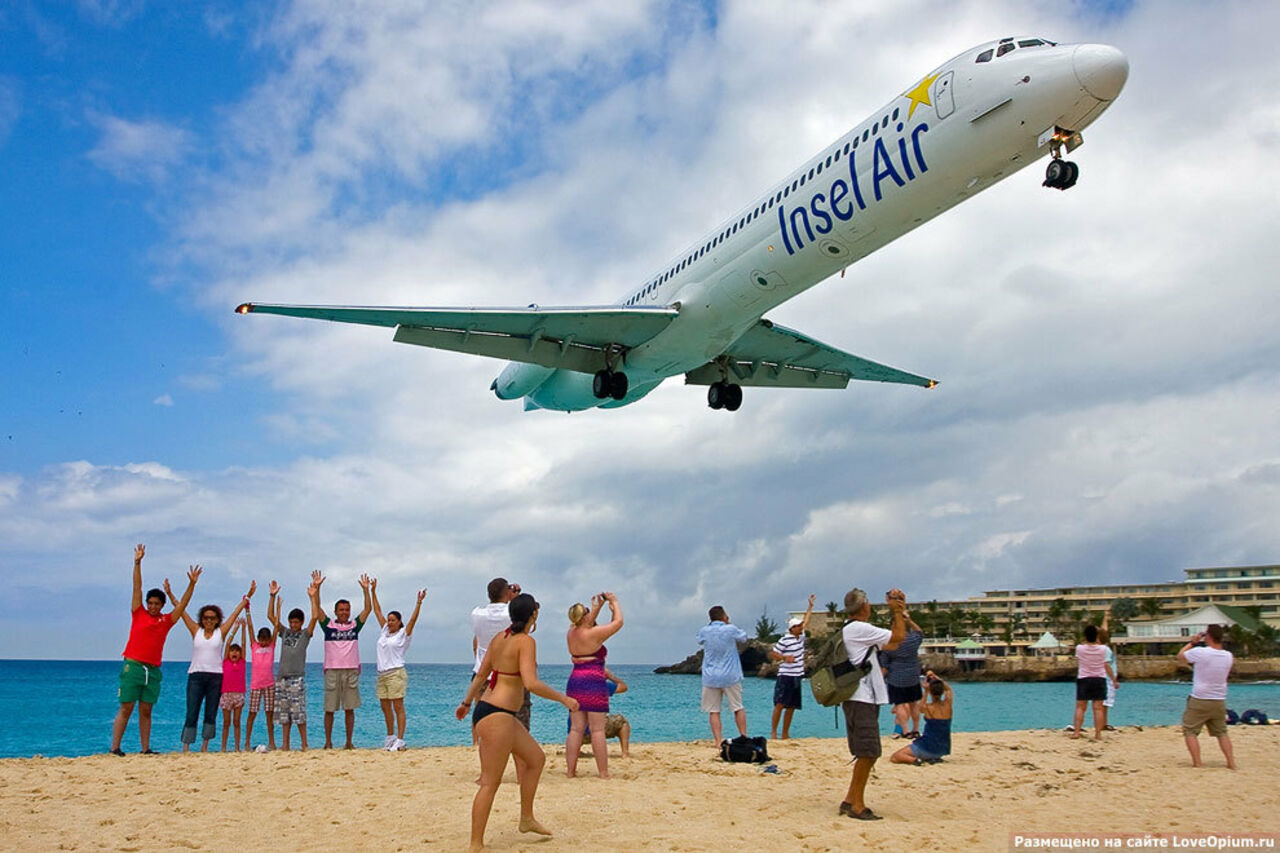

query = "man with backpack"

[{"left": 838, "top": 587, "right": 908, "bottom": 821}]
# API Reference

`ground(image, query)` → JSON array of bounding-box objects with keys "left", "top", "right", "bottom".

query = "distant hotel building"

[{"left": 796, "top": 565, "right": 1280, "bottom": 645}]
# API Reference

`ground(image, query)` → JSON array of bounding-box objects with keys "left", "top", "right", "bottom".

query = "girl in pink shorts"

[{"left": 220, "top": 621, "right": 247, "bottom": 751}]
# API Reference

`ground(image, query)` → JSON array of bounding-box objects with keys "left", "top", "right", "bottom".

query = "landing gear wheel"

[
  {"left": 592, "top": 370, "right": 611, "bottom": 399},
  {"left": 1043, "top": 158, "right": 1078, "bottom": 190},
  {"left": 723, "top": 383, "right": 743, "bottom": 411},
  {"left": 609, "top": 371, "right": 628, "bottom": 401},
  {"left": 1062, "top": 160, "right": 1079, "bottom": 189},
  {"left": 707, "top": 382, "right": 725, "bottom": 410}
]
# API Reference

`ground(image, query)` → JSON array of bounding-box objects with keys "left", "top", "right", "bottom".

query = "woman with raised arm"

[
  {"left": 564, "top": 591, "right": 624, "bottom": 778},
  {"left": 370, "top": 580, "right": 426, "bottom": 751},
  {"left": 455, "top": 593, "right": 578, "bottom": 853},
  {"left": 171, "top": 579, "right": 254, "bottom": 753}
]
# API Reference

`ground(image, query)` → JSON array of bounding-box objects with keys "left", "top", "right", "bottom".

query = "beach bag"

[
  {"left": 720, "top": 735, "right": 770, "bottom": 763},
  {"left": 809, "top": 631, "right": 875, "bottom": 707}
]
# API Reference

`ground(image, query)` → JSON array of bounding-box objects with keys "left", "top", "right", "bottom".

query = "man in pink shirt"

[{"left": 309, "top": 571, "right": 373, "bottom": 749}]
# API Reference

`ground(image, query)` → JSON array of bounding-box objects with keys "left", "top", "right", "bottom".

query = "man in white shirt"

[
  {"left": 1176, "top": 624, "right": 1237, "bottom": 770},
  {"left": 838, "top": 587, "right": 907, "bottom": 821},
  {"left": 471, "top": 577, "right": 531, "bottom": 729}
]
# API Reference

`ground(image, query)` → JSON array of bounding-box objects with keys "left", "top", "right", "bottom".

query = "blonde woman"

[{"left": 564, "top": 592, "right": 623, "bottom": 778}]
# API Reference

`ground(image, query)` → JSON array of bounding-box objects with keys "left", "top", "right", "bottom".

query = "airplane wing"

[
  {"left": 683, "top": 319, "right": 937, "bottom": 390},
  {"left": 235, "top": 303, "right": 679, "bottom": 374}
]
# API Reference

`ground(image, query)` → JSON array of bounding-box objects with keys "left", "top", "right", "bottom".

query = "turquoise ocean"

[{"left": 3, "top": 660, "right": 1277, "bottom": 758}]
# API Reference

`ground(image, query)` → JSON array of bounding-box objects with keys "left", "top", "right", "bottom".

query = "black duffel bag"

[{"left": 720, "top": 735, "right": 770, "bottom": 763}]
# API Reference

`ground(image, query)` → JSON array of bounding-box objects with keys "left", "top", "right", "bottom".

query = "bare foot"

[
  {"left": 565, "top": 771, "right": 576, "bottom": 778},
  {"left": 598, "top": 773, "right": 611, "bottom": 779},
  {"left": 468, "top": 842, "right": 489, "bottom": 852},
  {"left": 1069, "top": 733, "right": 1081, "bottom": 740},
  {"left": 519, "top": 817, "right": 552, "bottom": 836}
]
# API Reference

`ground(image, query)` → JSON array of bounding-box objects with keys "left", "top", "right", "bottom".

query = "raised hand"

[
  {"left": 416, "top": 588, "right": 427, "bottom": 603},
  {"left": 310, "top": 569, "right": 325, "bottom": 588},
  {"left": 163, "top": 578, "right": 174, "bottom": 597},
  {"left": 134, "top": 543, "right": 146, "bottom": 563},
  {"left": 604, "top": 591, "right": 618, "bottom": 603},
  {"left": 269, "top": 580, "right": 280, "bottom": 596},
  {"left": 808, "top": 593, "right": 816, "bottom": 608},
  {"left": 306, "top": 583, "right": 317, "bottom": 598},
  {"left": 358, "top": 573, "right": 372, "bottom": 591},
  {"left": 246, "top": 580, "right": 257, "bottom": 598},
  {"left": 370, "top": 577, "right": 378, "bottom": 591},
  {"left": 187, "top": 565, "right": 203, "bottom": 585}
]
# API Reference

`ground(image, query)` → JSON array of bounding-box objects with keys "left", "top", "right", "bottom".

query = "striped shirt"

[{"left": 773, "top": 632, "right": 806, "bottom": 677}]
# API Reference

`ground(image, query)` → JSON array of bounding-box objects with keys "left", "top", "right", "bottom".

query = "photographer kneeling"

[{"left": 891, "top": 670, "right": 952, "bottom": 765}]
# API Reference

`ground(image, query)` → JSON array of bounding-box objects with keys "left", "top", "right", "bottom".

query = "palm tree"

[
  {"left": 1109, "top": 597, "right": 1139, "bottom": 622},
  {"left": 1138, "top": 597, "right": 1164, "bottom": 620},
  {"left": 754, "top": 607, "right": 780, "bottom": 642}
]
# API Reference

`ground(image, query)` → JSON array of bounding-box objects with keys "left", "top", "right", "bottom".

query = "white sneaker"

[
  {"left": 383, "top": 735, "right": 395, "bottom": 749},
  {"left": 392, "top": 738, "right": 406, "bottom": 751}
]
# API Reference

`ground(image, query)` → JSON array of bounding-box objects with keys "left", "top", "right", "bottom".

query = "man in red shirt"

[{"left": 109, "top": 544, "right": 199, "bottom": 755}]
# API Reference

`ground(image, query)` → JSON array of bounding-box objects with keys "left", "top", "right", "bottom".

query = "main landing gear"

[
  {"left": 707, "top": 381, "right": 742, "bottom": 411},
  {"left": 592, "top": 369, "right": 628, "bottom": 401}
]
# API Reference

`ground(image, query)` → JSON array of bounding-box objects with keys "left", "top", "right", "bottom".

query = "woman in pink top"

[
  {"left": 221, "top": 621, "right": 248, "bottom": 752},
  {"left": 1072, "top": 623, "right": 1118, "bottom": 740}
]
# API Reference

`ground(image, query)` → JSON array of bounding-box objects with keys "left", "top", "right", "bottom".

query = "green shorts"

[{"left": 118, "top": 659, "right": 162, "bottom": 705}]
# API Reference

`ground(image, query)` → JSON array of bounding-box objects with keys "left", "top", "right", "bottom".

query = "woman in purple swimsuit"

[{"left": 565, "top": 591, "right": 624, "bottom": 778}]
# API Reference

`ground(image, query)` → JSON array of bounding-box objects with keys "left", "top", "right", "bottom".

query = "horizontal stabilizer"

[
  {"left": 684, "top": 319, "right": 937, "bottom": 390},
  {"left": 236, "top": 302, "right": 678, "bottom": 374}
]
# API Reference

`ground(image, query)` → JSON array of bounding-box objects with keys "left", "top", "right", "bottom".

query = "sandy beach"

[{"left": 2, "top": 726, "right": 1275, "bottom": 851}]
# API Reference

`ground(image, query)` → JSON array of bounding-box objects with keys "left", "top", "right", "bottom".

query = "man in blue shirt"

[{"left": 697, "top": 605, "right": 750, "bottom": 745}]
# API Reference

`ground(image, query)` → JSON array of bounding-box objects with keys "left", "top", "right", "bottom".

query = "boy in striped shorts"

[{"left": 271, "top": 581, "right": 320, "bottom": 750}]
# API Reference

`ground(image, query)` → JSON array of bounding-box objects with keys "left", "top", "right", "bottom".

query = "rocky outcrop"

[{"left": 653, "top": 640, "right": 774, "bottom": 676}]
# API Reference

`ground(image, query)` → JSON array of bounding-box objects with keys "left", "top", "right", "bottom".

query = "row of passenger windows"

[
  {"left": 625, "top": 105, "right": 905, "bottom": 307},
  {"left": 975, "top": 37, "right": 1053, "bottom": 63}
]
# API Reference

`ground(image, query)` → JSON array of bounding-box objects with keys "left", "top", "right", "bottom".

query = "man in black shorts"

[
  {"left": 769, "top": 594, "right": 814, "bottom": 739},
  {"left": 838, "top": 588, "right": 907, "bottom": 820}
]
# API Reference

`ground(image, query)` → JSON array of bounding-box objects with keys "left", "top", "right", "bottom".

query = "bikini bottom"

[{"left": 473, "top": 699, "right": 519, "bottom": 726}]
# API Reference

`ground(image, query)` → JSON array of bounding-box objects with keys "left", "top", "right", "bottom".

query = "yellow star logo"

[{"left": 902, "top": 73, "right": 939, "bottom": 119}]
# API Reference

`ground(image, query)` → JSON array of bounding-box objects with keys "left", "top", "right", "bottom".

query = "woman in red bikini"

[
  {"left": 564, "top": 591, "right": 624, "bottom": 778},
  {"left": 456, "top": 593, "right": 578, "bottom": 853}
]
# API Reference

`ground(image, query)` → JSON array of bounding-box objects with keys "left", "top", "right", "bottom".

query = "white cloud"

[
  {"left": 86, "top": 113, "right": 193, "bottom": 184},
  {"left": 152, "top": 394, "right": 174, "bottom": 407}
]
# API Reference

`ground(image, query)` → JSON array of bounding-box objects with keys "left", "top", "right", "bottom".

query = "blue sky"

[{"left": 2, "top": 1, "right": 1278, "bottom": 662}]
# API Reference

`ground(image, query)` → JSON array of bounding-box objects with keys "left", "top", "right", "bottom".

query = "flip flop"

[
  {"left": 839, "top": 803, "right": 882, "bottom": 820},
  {"left": 109, "top": 748, "right": 125, "bottom": 757}
]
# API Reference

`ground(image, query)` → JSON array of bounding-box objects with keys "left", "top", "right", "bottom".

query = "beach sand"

[{"left": 1, "top": 726, "right": 1275, "bottom": 851}]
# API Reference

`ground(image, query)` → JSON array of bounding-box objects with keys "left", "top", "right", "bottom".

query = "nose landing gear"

[
  {"left": 1043, "top": 129, "right": 1081, "bottom": 190},
  {"left": 707, "top": 381, "right": 742, "bottom": 411},
  {"left": 1043, "top": 157, "right": 1078, "bottom": 190}
]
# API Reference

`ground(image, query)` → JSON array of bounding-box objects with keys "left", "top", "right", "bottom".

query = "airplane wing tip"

[
  {"left": 235, "top": 303, "right": 254, "bottom": 315},
  {"left": 926, "top": 378, "right": 939, "bottom": 389}
]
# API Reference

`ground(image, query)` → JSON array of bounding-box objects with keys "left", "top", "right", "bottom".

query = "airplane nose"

[{"left": 1073, "top": 43, "right": 1129, "bottom": 101}]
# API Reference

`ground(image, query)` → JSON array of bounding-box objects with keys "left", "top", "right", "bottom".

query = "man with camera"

[
  {"left": 838, "top": 587, "right": 908, "bottom": 821},
  {"left": 1177, "top": 624, "right": 1237, "bottom": 770}
]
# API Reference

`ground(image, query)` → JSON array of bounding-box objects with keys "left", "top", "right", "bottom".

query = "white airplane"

[{"left": 237, "top": 37, "right": 1127, "bottom": 412}]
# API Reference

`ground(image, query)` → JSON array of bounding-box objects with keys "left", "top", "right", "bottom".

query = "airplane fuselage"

[{"left": 497, "top": 38, "right": 1127, "bottom": 411}]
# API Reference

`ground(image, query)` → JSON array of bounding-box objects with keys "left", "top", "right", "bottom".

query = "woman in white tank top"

[{"left": 173, "top": 581, "right": 255, "bottom": 752}]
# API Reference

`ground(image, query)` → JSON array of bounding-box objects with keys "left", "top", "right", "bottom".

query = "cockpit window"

[
  {"left": 976, "top": 48, "right": 993, "bottom": 63},
  {"left": 1018, "top": 39, "right": 1044, "bottom": 48},
  {"left": 997, "top": 42, "right": 1016, "bottom": 57}
]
